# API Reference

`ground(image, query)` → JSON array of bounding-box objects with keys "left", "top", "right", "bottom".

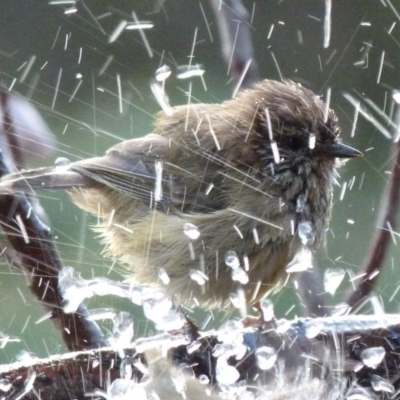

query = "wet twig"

[
  {"left": 0, "top": 91, "right": 106, "bottom": 351},
  {"left": 0, "top": 347, "right": 145, "bottom": 400},
  {"left": 1, "top": 313, "right": 400, "bottom": 399},
  {"left": 346, "top": 113, "right": 400, "bottom": 313}
]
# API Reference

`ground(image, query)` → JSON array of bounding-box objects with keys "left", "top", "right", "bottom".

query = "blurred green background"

[{"left": 0, "top": 0, "right": 399, "bottom": 363}]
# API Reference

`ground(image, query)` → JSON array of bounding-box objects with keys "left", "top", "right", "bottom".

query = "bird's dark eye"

[{"left": 285, "top": 136, "right": 306, "bottom": 151}]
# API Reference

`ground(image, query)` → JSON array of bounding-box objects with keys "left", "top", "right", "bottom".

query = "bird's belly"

[{"left": 97, "top": 207, "right": 298, "bottom": 307}]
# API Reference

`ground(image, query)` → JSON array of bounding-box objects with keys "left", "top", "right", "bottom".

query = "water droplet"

[
  {"left": 154, "top": 160, "right": 163, "bottom": 201},
  {"left": 298, "top": 221, "right": 315, "bottom": 245},
  {"left": 109, "top": 312, "right": 134, "bottom": 348},
  {"left": 296, "top": 194, "right": 306, "bottom": 212},
  {"left": 270, "top": 140, "right": 280, "bottom": 164},
  {"left": 141, "top": 290, "right": 172, "bottom": 322},
  {"left": 217, "top": 320, "right": 244, "bottom": 346},
  {"left": 305, "top": 321, "right": 323, "bottom": 338},
  {"left": 108, "top": 379, "right": 147, "bottom": 400},
  {"left": 252, "top": 228, "right": 260, "bottom": 244},
  {"left": 370, "top": 374, "right": 395, "bottom": 393},
  {"left": 309, "top": 133, "right": 316, "bottom": 149},
  {"left": 229, "top": 292, "right": 242, "bottom": 308},
  {"left": 235, "top": 344, "right": 247, "bottom": 360},
  {"left": 176, "top": 64, "right": 205, "bottom": 79},
  {"left": 240, "top": 257, "right": 249, "bottom": 273},
  {"left": 150, "top": 79, "right": 172, "bottom": 116},
  {"left": 199, "top": 374, "right": 210, "bottom": 385},
  {"left": 393, "top": 91, "right": 400, "bottom": 104},
  {"left": 360, "top": 346, "right": 385, "bottom": 369},
  {"left": 225, "top": 250, "right": 240, "bottom": 269},
  {"left": 125, "top": 21, "right": 154, "bottom": 30},
  {"left": 275, "top": 319, "right": 291, "bottom": 334},
  {"left": 232, "top": 267, "right": 249, "bottom": 284},
  {"left": 189, "top": 269, "right": 208, "bottom": 285},
  {"left": 239, "top": 391, "right": 256, "bottom": 400},
  {"left": 157, "top": 268, "right": 170, "bottom": 285},
  {"left": 260, "top": 298, "right": 274, "bottom": 321},
  {"left": 352, "top": 362, "right": 364, "bottom": 373},
  {"left": 133, "top": 358, "right": 149, "bottom": 375},
  {"left": 346, "top": 388, "right": 374, "bottom": 400},
  {"left": 324, "top": 268, "right": 346, "bottom": 295},
  {"left": 183, "top": 222, "right": 200, "bottom": 240},
  {"left": 0, "top": 379, "right": 12, "bottom": 392},
  {"left": 155, "top": 310, "right": 185, "bottom": 331},
  {"left": 128, "top": 286, "right": 143, "bottom": 306},
  {"left": 205, "top": 183, "right": 214, "bottom": 195},
  {"left": 120, "top": 358, "right": 133, "bottom": 380},
  {"left": 15, "top": 350, "right": 37, "bottom": 363},
  {"left": 187, "top": 340, "right": 201, "bottom": 354},
  {"left": 54, "top": 157, "right": 70, "bottom": 167},
  {"left": 155, "top": 65, "right": 171, "bottom": 82},
  {"left": 331, "top": 303, "right": 351, "bottom": 316},
  {"left": 215, "top": 358, "right": 240, "bottom": 385},
  {"left": 286, "top": 246, "right": 313, "bottom": 273},
  {"left": 58, "top": 266, "right": 85, "bottom": 313},
  {"left": 255, "top": 346, "right": 277, "bottom": 370}
]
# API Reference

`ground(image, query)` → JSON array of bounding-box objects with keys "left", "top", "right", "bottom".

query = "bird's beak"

[{"left": 315, "top": 141, "right": 363, "bottom": 159}]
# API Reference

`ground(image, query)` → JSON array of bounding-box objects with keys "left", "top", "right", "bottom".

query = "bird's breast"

[{"left": 276, "top": 159, "right": 335, "bottom": 248}]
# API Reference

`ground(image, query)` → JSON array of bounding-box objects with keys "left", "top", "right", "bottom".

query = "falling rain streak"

[{"left": 2, "top": 2, "right": 400, "bottom": 398}]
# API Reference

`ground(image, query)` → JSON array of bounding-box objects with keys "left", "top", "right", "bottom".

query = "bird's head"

[{"left": 248, "top": 80, "right": 362, "bottom": 167}]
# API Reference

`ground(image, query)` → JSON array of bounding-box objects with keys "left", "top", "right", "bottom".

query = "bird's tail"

[{"left": 0, "top": 166, "right": 90, "bottom": 195}]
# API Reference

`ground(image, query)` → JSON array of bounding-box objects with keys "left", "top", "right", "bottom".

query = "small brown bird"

[{"left": 0, "top": 80, "right": 362, "bottom": 307}]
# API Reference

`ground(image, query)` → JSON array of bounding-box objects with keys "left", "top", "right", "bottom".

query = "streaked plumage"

[{"left": 0, "top": 80, "right": 362, "bottom": 307}]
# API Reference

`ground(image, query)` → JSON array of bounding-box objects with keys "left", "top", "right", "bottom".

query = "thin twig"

[
  {"left": 0, "top": 90, "right": 106, "bottom": 351},
  {"left": 346, "top": 112, "right": 400, "bottom": 312},
  {"left": 2, "top": 314, "right": 400, "bottom": 397},
  {"left": 0, "top": 157, "right": 107, "bottom": 350}
]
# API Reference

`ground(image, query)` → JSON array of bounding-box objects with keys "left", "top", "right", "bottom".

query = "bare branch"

[
  {"left": 1, "top": 314, "right": 400, "bottom": 398},
  {"left": 0, "top": 91, "right": 106, "bottom": 351},
  {"left": 346, "top": 108, "right": 400, "bottom": 312}
]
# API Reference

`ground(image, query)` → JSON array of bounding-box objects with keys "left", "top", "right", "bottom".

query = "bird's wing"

[
  {"left": 0, "top": 133, "right": 228, "bottom": 214},
  {"left": 73, "top": 133, "right": 228, "bottom": 213},
  {"left": 0, "top": 166, "right": 90, "bottom": 192}
]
